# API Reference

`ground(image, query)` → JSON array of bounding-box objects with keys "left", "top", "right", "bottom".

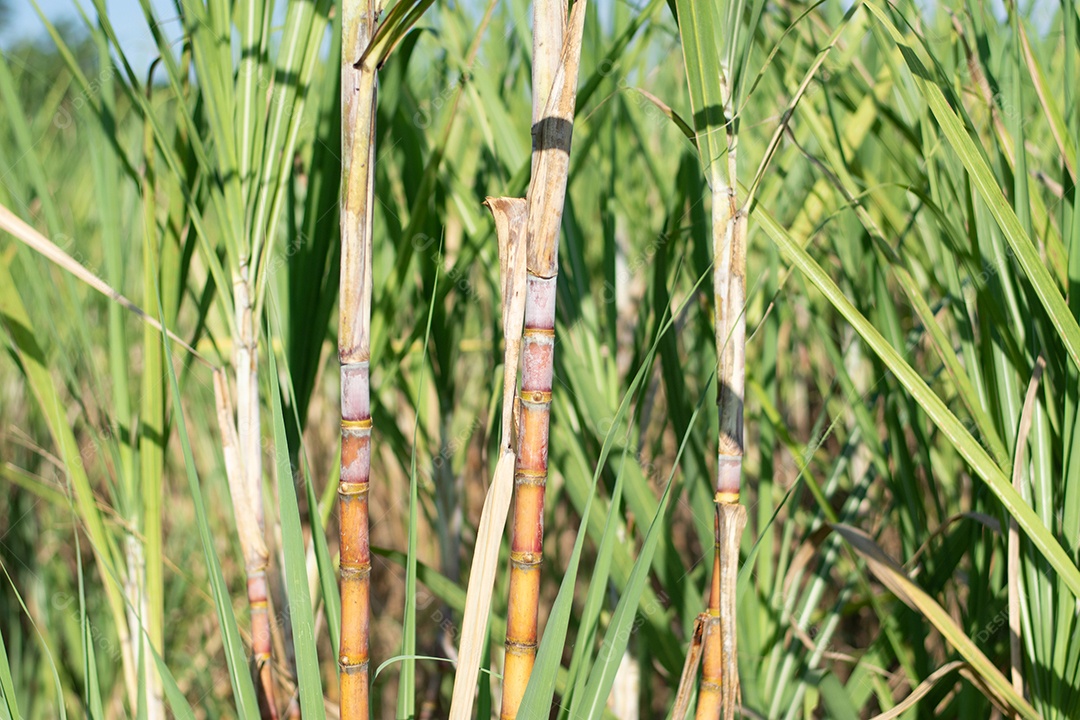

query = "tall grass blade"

[
  {"left": 751, "top": 199, "right": 1080, "bottom": 601},
  {"left": 147, "top": 645, "right": 198, "bottom": 720},
  {"left": 0, "top": 257, "right": 135, "bottom": 697},
  {"left": 268, "top": 319, "right": 328, "bottom": 719},
  {"left": 0, "top": 203, "right": 205, "bottom": 361},
  {"left": 397, "top": 261, "right": 441, "bottom": 719},
  {"left": 0, "top": 610, "right": 20, "bottom": 720},
  {"left": 574, "top": 378, "right": 710, "bottom": 718},
  {"left": 0, "top": 563, "right": 67, "bottom": 720},
  {"left": 75, "top": 530, "right": 106, "bottom": 718},
  {"left": 833, "top": 524, "right": 1039, "bottom": 719},
  {"left": 865, "top": 0, "right": 1080, "bottom": 371}
]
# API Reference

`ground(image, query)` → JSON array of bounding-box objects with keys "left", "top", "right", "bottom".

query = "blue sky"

[{"left": 2, "top": 0, "right": 182, "bottom": 70}]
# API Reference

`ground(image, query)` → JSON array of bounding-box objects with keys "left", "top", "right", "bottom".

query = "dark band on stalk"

[
  {"left": 502, "top": 274, "right": 556, "bottom": 719},
  {"left": 340, "top": 361, "right": 372, "bottom": 716}
]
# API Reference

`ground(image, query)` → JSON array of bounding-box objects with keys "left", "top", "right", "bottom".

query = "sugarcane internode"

[{"left": 247, "top": 569, "right": 271, "bottom": 664}]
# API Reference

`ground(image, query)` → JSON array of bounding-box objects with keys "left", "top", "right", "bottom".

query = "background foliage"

[{"left": 1, "top": 0, "right": 1079, "bottom": 717}]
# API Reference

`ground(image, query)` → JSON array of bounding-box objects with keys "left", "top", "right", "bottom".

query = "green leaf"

[
  {"left": 147, "top": 644, "right": 198, "bottom": 720},
  {"left": 397, "top": 252, "right": 441, "bottom": 718},
  {"left": 750, "top": 191, "right": 1080, "bottom": 601},
  {"left": 572, "top": 376, "right": 710, "bottom": 717},
  {"left": 0, "top": 611, "right": 20, "bottom": 720},
  {"left": 864, "top": 0, "right": 1080, "bottom": 372},
  {"left": 834, "top": 524, "right": 1039, "bottom": 720},
  {"left": 674, "top": 0, "right": 730, "bottom": 189},
  {"left": 268, "top": 320, "right": 327, "bottom": 718}
]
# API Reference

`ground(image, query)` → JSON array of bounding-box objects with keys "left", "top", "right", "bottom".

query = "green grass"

[{"left": 1, "top": 0, "right": 1080, "bottom": 717}]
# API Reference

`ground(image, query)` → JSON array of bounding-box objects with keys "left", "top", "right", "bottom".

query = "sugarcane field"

[{"left": 3, "top": 0, "right": 1080, "bottom": 717}]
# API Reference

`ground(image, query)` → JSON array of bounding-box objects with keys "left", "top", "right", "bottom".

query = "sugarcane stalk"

[
  {"left": 213, "top": 344, "right": 276, "bottom": 720},
  {"left": 217, "top": 308, "right": 276, "bottom": 720},
  {"left": 696, "top": 83, "right": 747, "bottom": 720},
  {"left": 339, "top": 0, "right": 378, "bottom": 716},
  {"left": 500, "top": 2, "right": 588, "bottom": 717},
  {"left": 232, "top": 265, "right": 279, "bottom": 720}
]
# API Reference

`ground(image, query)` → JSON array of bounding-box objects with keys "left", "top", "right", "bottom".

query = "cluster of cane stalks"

[
  {"left": 336, "top": 0, "right": 748, "bottom": 717},
  {"left": 10, "top": 0, "right": 1080, "bottom": 717},
  {"left": 0, "top": 0, "right": 753, "bottom": 717}
]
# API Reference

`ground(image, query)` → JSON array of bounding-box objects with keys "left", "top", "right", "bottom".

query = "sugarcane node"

[
  {"left": 339, "top": 658, "right": 370, "bottom": 674},
  {"left": 522, "top": 326, "right": 555, "bottom": 337},
  {"left": 339, "top": 481, "right": 370, "bottom": 496},
  {"left": 341, "top": 417, "right": 373, "bottom": 429},
  {"left": 521, "top": 390, "right": 552, "bottom": 404},
  {"left": 525, "top": 265, "right": 559, "bottom": 283},
  {"left": 505, "top": 639, "right": 538, "bottom": 655},
  {"left": 340, "top": 562, "right": 372, "bottom": 580},
  {"left": 715, "top": 490, "right": 739, "bottom": 505},
  {"left": 513, "top": 469, "right": 547, "bottom": 487},
  {"left": 700, "top": 680, "right": 723, "bottom": 693},
  {"left": 510, "top": 550, "right": 543, "bottom": 569}
]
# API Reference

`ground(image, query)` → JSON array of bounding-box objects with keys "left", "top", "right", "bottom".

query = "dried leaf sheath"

[
  {"left": 447, "top": 197, "right": 526, "bottom": 720},
  {"left": 672, "top": 614, "right": 707, "bottom": 720},
  {"left": 491, "top": 197, "right": 530, "bottom": 447},
  {"left": 339, "top": 0, "right": 379, "bottom": 716}
]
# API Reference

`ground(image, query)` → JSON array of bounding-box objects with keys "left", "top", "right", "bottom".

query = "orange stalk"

[
  {"left": 339, "top": 363, "right": 372, "bottom": 717},
  {"left": 501, "top": 275, "right": 556, "bottom": 717},
  {"left": 499, "top": 1, "right": 588, "bottom": 717}
]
